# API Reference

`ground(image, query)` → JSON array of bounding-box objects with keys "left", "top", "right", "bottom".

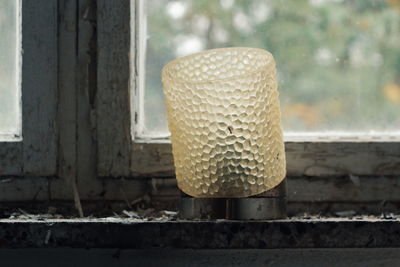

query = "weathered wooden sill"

[{"left": 1, "top": 217, "right": 399, "bottom": 249}]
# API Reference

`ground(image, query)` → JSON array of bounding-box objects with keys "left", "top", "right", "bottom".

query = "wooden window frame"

[
  {"left": 98, "top": 0, "right": 400, "bottom": 179},
  {"left": 0, "top": 0, "right": 58, "bottom": 177},
  {"left": 0, "top": 0, "right": 149, "bottom": 205},
  {"left": 0, "top": 0, "right": 399, "bottom": 210}
]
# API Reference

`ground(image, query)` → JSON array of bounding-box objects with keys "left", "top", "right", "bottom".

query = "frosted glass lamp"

[{"left": 162, "top": 47, "right": 286, "bottom": 198}]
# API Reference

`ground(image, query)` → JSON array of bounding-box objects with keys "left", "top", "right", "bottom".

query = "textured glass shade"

[{"left": 162, "top": 47, "right": 286, "bottom": 198}]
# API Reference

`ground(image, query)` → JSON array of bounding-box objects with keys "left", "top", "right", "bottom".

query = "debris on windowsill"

[
  {"left": 8, "top": 208, "right": 65, "bottom": 220},
  {"left": 122, "top": 208, "right": 178, "bottom": 221},
  {"left": 381, "top": 212, "right": 397, "bottom": 220},
  {"left": 6, "top": 209, "right": 178, "bottom": 222},
  {"left": 3, "top": 200, "right": 179, "bottom": 222},
  {"left": 1, "top": 204, "right": 398, "bottom": 222},
  {"left": 101, "top": 208, "right": 178, "bottom": 222},
  {"left": 122, "top": 210, "right": 140, "bottom": 219}
]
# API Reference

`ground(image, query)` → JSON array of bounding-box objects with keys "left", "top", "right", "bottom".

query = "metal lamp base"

[{"left": 179, "top": 179, "right": 287, "bottom": 220}]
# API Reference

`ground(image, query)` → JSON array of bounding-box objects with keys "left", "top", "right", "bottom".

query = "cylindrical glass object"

[{"left": 162, "top": 47, "right": 286, "bottom": 198}]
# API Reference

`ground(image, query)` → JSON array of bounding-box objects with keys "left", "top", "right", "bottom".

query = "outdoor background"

[
  {"left": 141, "top": 0, "right": 400, "bottom": 137},
  {"left": 0, "top": 0, "right": 19, "bottom": 136}
]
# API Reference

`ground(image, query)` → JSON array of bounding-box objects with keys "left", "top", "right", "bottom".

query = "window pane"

[
  {"left": 139, "top": 0, "right": 400, "bottom": 138},
  {"left": 0, "top": 0, "right": 21, "bottom": 138}
]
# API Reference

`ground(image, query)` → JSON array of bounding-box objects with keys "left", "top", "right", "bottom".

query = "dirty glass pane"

[
  {"left": 139, "top": 0, "right": 400, "bottom": 138},
  {"left": 0, "top": 0, "right": 21, "bottom": 138}
]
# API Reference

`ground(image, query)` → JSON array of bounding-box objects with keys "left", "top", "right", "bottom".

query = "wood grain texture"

[
  {"left": 0, "top": 176, "right": 147, "bottom": 202},
  {"left": 0, "top": 174, "right": 399, "bottom": 211},
  {"left": 288, "top": 175, "right": 400, "bottom": 202},
  {"left": 131, "top": 143, "right": 174, "bottom": 177},
  {"left": 76, "top": 0, "right": 100, "bottom": 201},
  {"left": 130, "top": 141, "right": 400, "bottom": 177},
  {"left": 0, "top": 1, "right": 58, "bottom": 176},
  {"left": 285, "top": 141, "right": 400, "bottom": 176},
  {"left": 0, "top": 143, "right": 22, "bottom": 175},
  {"left": 0, "top": 176, "right": 51, "bottom": 201},
  {"left": 57, "top": 0, "right": 77, "bottom": 187},
  {"left": 21, "top": 0, "right": 58, "bottom": 175},
  {"left": 97, "top": 0, "right": 132, "bottom": 177},
  {"left": 149, "top": 176, "right": 400, "bottom": 203}
]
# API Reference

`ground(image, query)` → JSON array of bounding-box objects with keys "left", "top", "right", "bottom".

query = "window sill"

[{"left": 1, "top": 217, "right": 399, "bottom": 249}]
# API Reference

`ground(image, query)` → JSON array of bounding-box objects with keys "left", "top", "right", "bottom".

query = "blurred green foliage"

[
  {"left": 143, "top": 0, "right": 400, "bottom": 136},
  {"left": 0, "top": 0, "right": 20, "bottom": 135}
]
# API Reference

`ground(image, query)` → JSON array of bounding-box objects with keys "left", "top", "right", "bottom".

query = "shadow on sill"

[
  {"left": 1, "top": 248, "right": 400, "bottom": 267},
  {"left": 0, "top": 216, "right": 400, "bottom": 249}
]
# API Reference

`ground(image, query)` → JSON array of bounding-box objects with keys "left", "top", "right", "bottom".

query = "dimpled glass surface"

[{"left": 162, "top": 47, "right": 286, "bottom": 198}]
